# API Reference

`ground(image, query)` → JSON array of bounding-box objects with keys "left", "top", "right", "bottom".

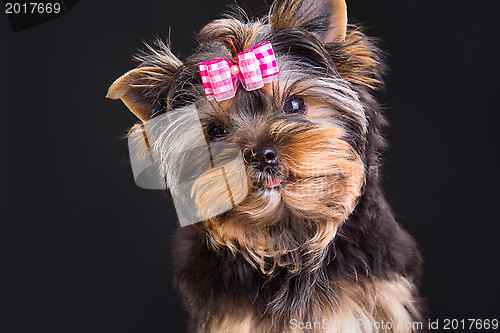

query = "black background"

[{"left": 2, "top": 0, "right": 500, "bottom": 332}]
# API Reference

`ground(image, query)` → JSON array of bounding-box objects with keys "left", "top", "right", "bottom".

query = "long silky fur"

[{"left": 114, "top": 3, "right": 426, "bottom": 332}]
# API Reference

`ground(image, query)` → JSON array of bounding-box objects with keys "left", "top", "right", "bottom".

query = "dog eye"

[
  {"left": 207, "top": 125, "right": 228, "bottom": 140},
  {"left": 283, "top": 96, "right": 306, "bottom": 115}
]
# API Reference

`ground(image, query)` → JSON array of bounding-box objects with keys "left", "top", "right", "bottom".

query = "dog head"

[{"left": 108, "top": 0, "right": 385, "bottom": 274}]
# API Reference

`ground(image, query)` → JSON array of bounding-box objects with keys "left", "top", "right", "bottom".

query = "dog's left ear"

[{"left": 269, "top": 0, "right": 347, "bottom": 43}]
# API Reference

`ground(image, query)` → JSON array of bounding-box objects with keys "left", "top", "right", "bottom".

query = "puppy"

[{"left": 108, "top": 0, "right": 426, "bottom": 331}]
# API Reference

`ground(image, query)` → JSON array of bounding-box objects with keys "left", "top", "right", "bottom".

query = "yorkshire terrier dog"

[{"left": 107, "top": 0, "right": 425, "bottom": 332}]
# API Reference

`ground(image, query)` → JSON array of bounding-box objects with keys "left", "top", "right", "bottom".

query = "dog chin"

[
  {"left": 258, "top": 185, "right": 282, "bottom": 194},
  {"left": 251, "top": 174, "right": 284, "bottom": 191},
  {"left": 240, "top": 184, "right": 283, "bottom": 218}
]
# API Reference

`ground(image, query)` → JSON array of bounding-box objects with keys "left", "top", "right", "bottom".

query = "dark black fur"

[
  {"left": 171, "top": 24, "right": 425, "bottom": 330},
  {"left": 174, "top": 180, "right": 424, "bottom": 331},
  {"left": 168, "top": 15, "right": 425, "bottom": 332}
]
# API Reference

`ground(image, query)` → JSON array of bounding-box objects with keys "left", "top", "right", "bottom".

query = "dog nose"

[{"left": 245, "top": 145, "right": 279, "bottom": 171}]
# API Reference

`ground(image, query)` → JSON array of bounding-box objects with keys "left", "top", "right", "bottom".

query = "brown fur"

[
  {"left": 108, "top": 0, "right": 425, "bottom": 331},
  {"left": 202, "top": 122, "right": 364, "bottom": 275},
  {"left": 206, "top": 276, "right": 421, "bottom": 333},
  {"left": 330, "top": 28, "right": 386, "bottom": 90}
]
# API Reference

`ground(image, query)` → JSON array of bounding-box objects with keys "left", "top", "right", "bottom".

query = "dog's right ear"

[
  {"left": 107, "top": 44, "right": 182, "bottom": 122},
  {"left": 107, "top": 67, "right": 161, "bottom": 121}
]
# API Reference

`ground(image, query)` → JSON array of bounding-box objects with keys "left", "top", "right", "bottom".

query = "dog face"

[{"left": 108, "top": 0, "right": 385, "bottom": 274}]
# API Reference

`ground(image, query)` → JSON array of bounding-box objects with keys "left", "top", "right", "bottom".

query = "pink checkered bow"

[{"left": 198, "top": 42, "right": 279, "bottom": 102}]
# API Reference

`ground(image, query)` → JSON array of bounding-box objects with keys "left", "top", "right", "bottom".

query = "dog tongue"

[{"left": 266, "top": 177, "right": 282, "bottom": 188}]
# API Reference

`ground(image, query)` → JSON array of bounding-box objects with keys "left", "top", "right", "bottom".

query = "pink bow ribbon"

[{"left": 198, "top": 42, "right": 279, "bottom": 102}]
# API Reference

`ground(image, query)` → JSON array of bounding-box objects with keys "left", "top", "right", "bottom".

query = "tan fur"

[
  {"left": 269, "top": 0, "right": 347, "bottom": 42},
  {"left": 199, "top": 19, "right": 266, "bottom": 57},
  {"left": 192, "top": 53, "right": 367, "bottom": 276},
  {"left": 206, "top": 276, "right": 421, "bottom": 333},
  {"left": 329, "top": 277, "right": 422, "bottom": 333},
  {"left": 107, "top": 42, "right": 183, "bottom": 120},
  {"left": 324, "top": 0, "right": 348, "bottom": 41},
  {"left": 201, "top": 122, "right": 365, "bottom": 275},
  {"left": 332, "top": 28, "right": 385, "bottom": 90},
  {"left": 209, "top": 310, "right": 255, "bottom": 333},
  {"left": 107, "top": 67, "right": 162, "bottom": 121},
  {"left": 108, "top": 2, "right": 421, "bottom": 332}
]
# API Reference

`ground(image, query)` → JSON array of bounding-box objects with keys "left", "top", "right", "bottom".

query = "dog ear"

[
  {"left": 107, "top": 43, "right": 182, "bottom": 122},
  {"left": 269, "top": 0, "right": 347, "bottom": 43},
  {"left": 107, "top": 67, "right": 162, "bottom": 121}
]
